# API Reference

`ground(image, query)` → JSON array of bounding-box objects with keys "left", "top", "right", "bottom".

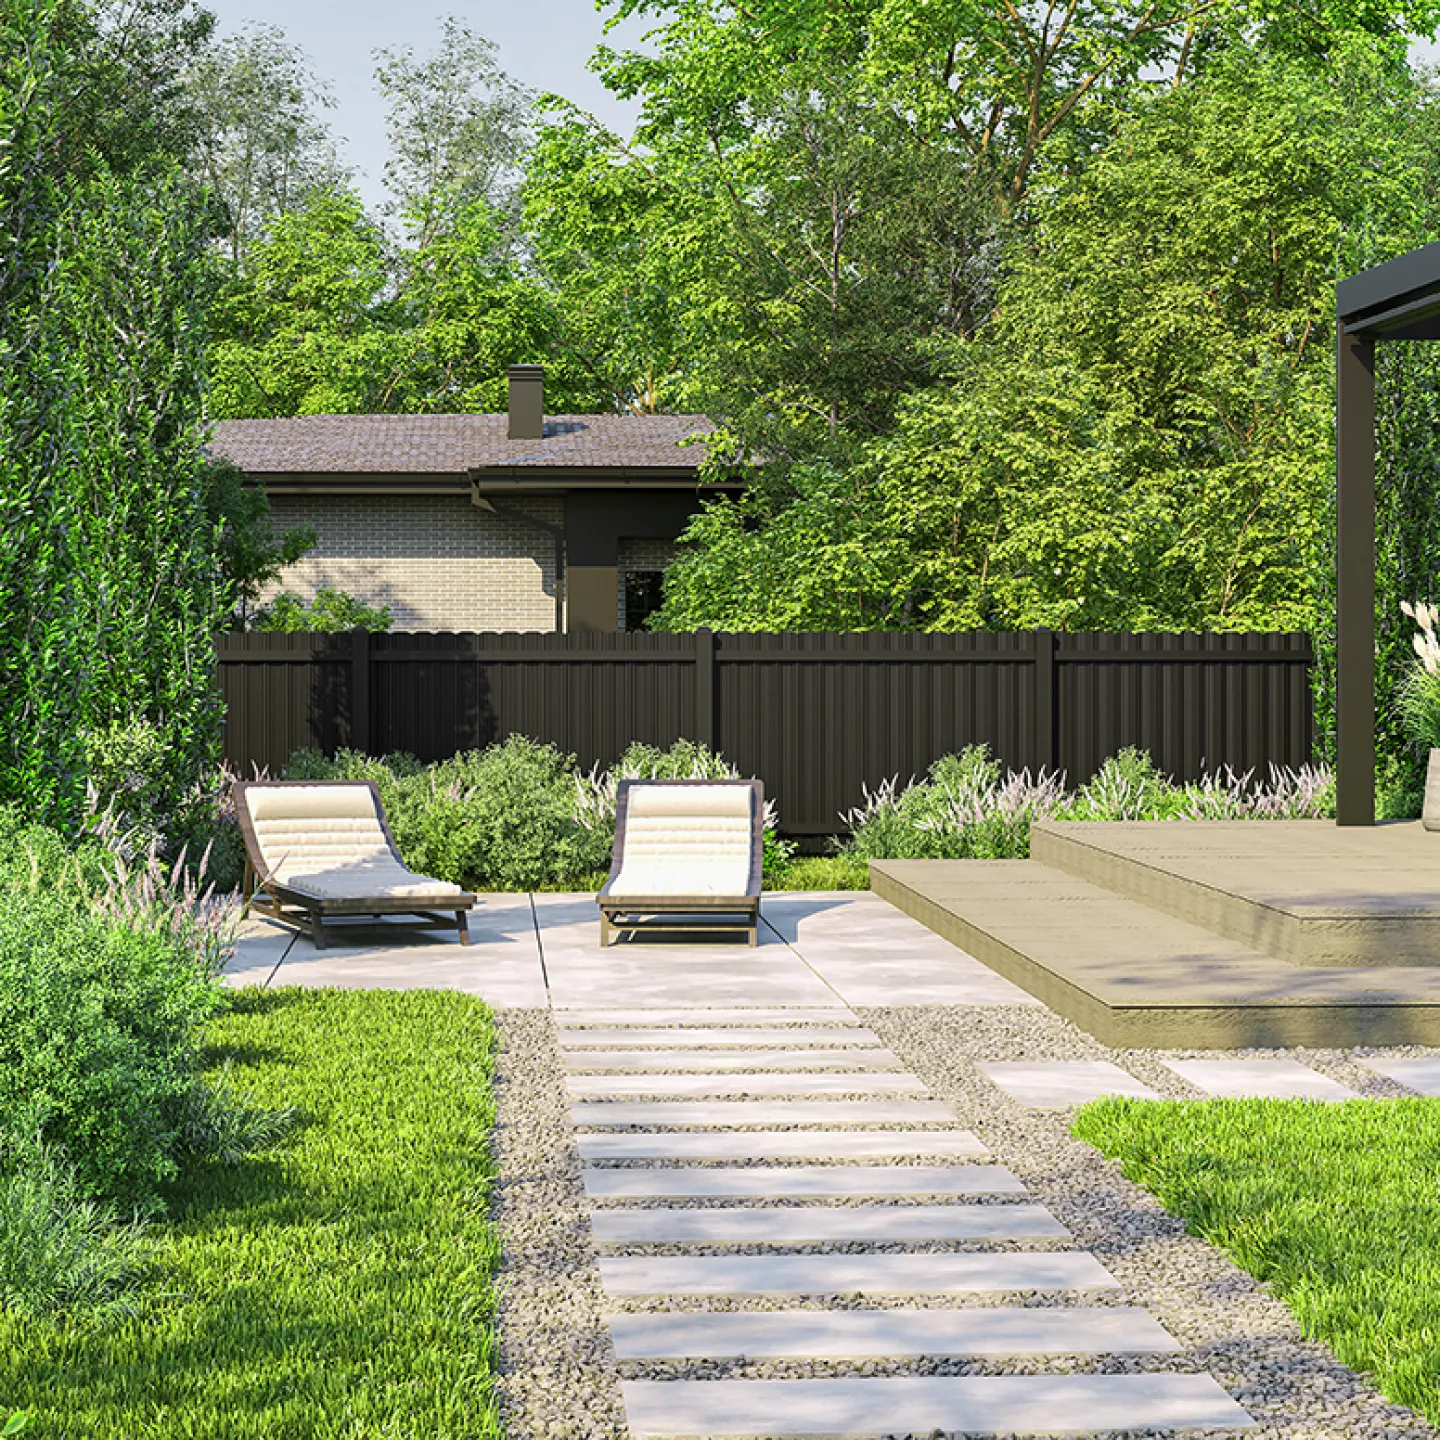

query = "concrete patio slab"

[
  {"left": 226, "top": 894, "right": 548, "bottom": 1006},
  {"left": 536, "top": 895, "right": 843, "bottom": 1008},
  {"left": 619, "top": 1374, "right": 1254, "bottom": 1435},
  {"left": 590, "top": 1202, "right": 1068, "bottom": 1243},
  {"left": 606, "top": 1306, "right": 1180, "bottom": 1359},
  {"left": 1161, "top": 1057, "right": 1358, "bottom": 1100},
  {"left": 979, "top": 1060, "right": 1161, "bottom": 1108},
  {"left": 553, "top": 1008, "right": 855, "bottom": 1024},
  {"left": 557, "top": 1026, "right": 880, "bottom": 1047},
  {"left": 599, "top": 1251, "right": 1117, "bottom": 1295},
  {"left": 220, "top": 921, "right": 291, "bottom": 987},
  {"left": 565, "top": 1072, "right": 929, "bottom": 1097},
  {"left": 582, "top": 1164, "right": 1024, "bottom": 1198},
  {"left": 576, "top": 1130, "right": 989, "bottom": 1161},
  {"left": 560, "top": 1047, "right": 905, "bottom": 1071},
  {"left": 571, "top": 1099, "right": 961, "bottom": 1127},
  {"left": 1362, "top": 1056, "right": 1440, "bottom": 1093}
]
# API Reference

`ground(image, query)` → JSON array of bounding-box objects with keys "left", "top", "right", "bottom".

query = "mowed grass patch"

[
  {"left": 1072, "top": 1096, "right": 1440, "bottom": 1423},
  {"left": 2, "top": 988, "right": 502, "bottom": 1440}
]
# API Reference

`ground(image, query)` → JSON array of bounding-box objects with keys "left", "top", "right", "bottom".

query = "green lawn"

[
  {"left": 1073, "top": 1095, "right": 1440, "bottom": 1423},
  {"left": 2, "top": 988, "right": 502, "bottom": 1440}
]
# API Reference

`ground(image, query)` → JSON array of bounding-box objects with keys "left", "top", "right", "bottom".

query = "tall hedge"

[{"left": 0, "top": 0, "right": 224, "bottom": 833}]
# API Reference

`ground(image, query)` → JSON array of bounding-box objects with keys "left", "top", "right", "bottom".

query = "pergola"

[{"left": 1335, "top": 241, "right": 1440, "bottom": 825}]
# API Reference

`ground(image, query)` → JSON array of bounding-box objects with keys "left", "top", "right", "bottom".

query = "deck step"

[
  {"left": 1032, "top": 818, "right": 1440, "bottom": 967},
  {"left": 871, "top": 857, "right": 1440, "bottom": 1048}
]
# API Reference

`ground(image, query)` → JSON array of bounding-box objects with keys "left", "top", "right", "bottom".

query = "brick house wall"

[
  {"left": 258, "top": 494, "right": 561, "bottom": 632},
  {"left": 616, "top": 536, "right": 682, "bottom": 630}
]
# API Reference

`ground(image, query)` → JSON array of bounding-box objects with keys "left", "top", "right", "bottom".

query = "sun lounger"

[
  {"left": 233, "top": 779, "right": 476, "bottom": 949},
  {"left": 597, "top": 778, "right": 764, "bottom": 946}
]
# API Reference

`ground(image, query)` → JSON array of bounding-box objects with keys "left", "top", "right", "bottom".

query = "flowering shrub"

[
  {"left": 1397, "top": 600, "right": 1440, "bottom": 753},
  {"left": 841, "top": 745, "right": 1334, "bottom": 861}
]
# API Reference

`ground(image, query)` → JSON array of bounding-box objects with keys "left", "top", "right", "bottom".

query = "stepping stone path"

[
  {"left": 561, "top": 1006, "right": 1258, "bottom": 1438},
  {"left": 979, "top": 1059, "right": 1162, "bottom": 1108},
  {"left": 1161, "top": 1056, "right": 1358, "bottom": 1100}
]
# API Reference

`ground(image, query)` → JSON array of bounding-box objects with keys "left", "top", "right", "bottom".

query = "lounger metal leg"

[
  {"left": 311, "top": 912, "right": 327, "bottom": 950},
  {"left": 456, "top": 910, "right": 471, "bottom": 946},
  {"left": 600, "top": 911, "right": 612, "bottom": 947}
]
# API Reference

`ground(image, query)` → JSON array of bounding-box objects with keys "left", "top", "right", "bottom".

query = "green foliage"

[
  {"left": 203, "top": 455, "right": 318, "bottom": 628},
  {"left": 0, "top": 1133, "right": 144, "bottom": 1320},
  {"left": 841, "top": 745, "right": 1336, "bottom": 860},
  {"left": 284, "top": 739, "right": 612, "bottom": 890},
  {"left": 0, "top": 988, "right": 503, "bottom": 1439},
  {"left": 1072, "top": 1096, "right": 1440, "bottom": 1425},
  {"left": 0, "top": 1, "right": 225, "bottom": 835},
  {"left": 251, "top": 587, "right": 393, "bottom": 633},
  {"left": 766, "top": 855, "right": 869, "bottom": 891},
  {"left": 0, "top": 890, "right": 222, "bottom": 1211}
]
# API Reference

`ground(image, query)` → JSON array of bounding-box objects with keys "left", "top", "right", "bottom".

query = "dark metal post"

[
  {"left": 1033, "top": 628, "right": 1056, "bottom": 773},
  {"left": 1336, "top": 319, "right": 1376, "bottom": 826},
  {"left": 694, "top": 627, "right": 716, "bottom": 749},
  {"left": 351, "top": 628, "right": 372, "bottom": 754}
]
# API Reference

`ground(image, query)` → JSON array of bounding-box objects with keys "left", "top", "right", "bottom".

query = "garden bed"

[{"left": 1, "top": 988, "right": 502, "bottom": 1440}]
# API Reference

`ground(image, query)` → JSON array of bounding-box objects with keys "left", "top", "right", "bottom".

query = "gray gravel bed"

[
  {"left": 492, "top": 998, "right": 1440, "bottom": 1439},
  {"left": 489, "top": 1009, "right": 628, "bottom": 1440}
]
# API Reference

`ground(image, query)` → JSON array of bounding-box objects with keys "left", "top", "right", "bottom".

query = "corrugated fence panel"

[{"left": 216, "top": 629, "right": 1315, "bottom": 831}]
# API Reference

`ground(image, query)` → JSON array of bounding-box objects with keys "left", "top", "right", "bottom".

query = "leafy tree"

[
  {"left": 203, "top": 456, "right": 318, "bottom": 627},
  {"left": 186, "top": 23, "right": 349, "bottom": 265},
  {"left": 650, "top": 47, "right": 1440, "bottom": 636},
  {"left": 375, "top": 15, "right": 531, "bottom": 246},
  {"left": 207, "top": 188, "right": 402, "bottom": 417}
]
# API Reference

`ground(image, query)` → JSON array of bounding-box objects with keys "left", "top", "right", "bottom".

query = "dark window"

[{"left": 624, "top": 570, "right": 665, "bottom": 631}]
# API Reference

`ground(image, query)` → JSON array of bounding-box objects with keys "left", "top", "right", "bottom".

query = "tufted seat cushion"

[
  {"left": 607, "top": 783, "right": 756, "bottom": 898},
  {"left": 245, "top": 783, "right": 464, "bottom": 901}
]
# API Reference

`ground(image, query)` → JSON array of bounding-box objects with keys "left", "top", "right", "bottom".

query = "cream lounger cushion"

[
  {"left": 246, "top": 783, "right": 465, "bottom": 902},
  {"left": 607, "top": 783, "right": 754, "bottom": 899}
]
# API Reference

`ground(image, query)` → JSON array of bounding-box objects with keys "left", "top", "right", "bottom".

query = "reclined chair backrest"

[
  {"left": 237, "top": 781, "right": 396, "bottom": 884},
  {"left": 607, "top": 779, "right": 763, "bottom": 898}
]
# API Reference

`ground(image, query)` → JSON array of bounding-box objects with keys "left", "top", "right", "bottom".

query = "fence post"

[
  {"left": 694, "top": 627, "right": 716, "bottom": 749},
  {"left": 351, "top": 628, "right": 371, "bottom": 754},
  {"left": 1033, "top": 628, "right": 1056, "bottom": 772}
]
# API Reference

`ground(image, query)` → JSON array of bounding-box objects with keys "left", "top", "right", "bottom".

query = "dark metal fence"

[{"left": 216, "top": 629, "right": 1315, "bottom": 835}]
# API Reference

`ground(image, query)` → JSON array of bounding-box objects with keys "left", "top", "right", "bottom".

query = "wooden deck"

[{"left": 870, "top": 820, "right": 1440, "bottom": 1049}]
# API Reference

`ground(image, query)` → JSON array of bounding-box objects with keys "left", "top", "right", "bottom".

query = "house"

[{"left": 207, "top": 366, "right": 741, "bottom": 633}]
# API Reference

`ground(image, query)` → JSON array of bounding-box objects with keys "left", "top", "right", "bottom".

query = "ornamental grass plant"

[
  {"left": 840, "top": 745, "right": 1335, "bottom": 863},
  {"left": 1396, "top": 600, "right": 1440, "bottom": 753}
]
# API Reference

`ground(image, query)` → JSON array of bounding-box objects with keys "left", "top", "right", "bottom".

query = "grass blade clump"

[{"left": 1073, "top": 1096, "right": 1440, "bottom": 1425}]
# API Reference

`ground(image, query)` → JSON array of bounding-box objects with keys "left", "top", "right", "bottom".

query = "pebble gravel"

[{"left": 490, "top": 997, "right": 1440, "bottom": 1439}]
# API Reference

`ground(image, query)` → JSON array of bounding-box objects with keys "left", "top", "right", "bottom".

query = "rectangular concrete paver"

[
  {"left": 1162, "top": 1057, "right": 1358, "bottom": 1100},
  {"left": 577, "top": 1130, "right": 988, "bottom": 1161},
  {"left": 583, "top": 1164, "right": 1024, "bottom": 1198},
  {"left": 619, "top": 1374, "right": 1254, "bottom": 1435},
  {"left": 572, "top": 1100, "right": 960, "bottom": 1127},
  {"left": 557, "top": 1026, "right": 879, "bottom": 1047},
  {"left": 591, "top": 1203, "right": 1068, "bottom": 1243},
  {"left": 979, "top": 1060, "right": 1161, "bottom": 1108},
  {"left": 560, "top": 1047, "right": 905, "bottom": 1071},
  {"left": 566, "top": 1072, "right": 929, "bottom": 1097},
  {"left": 554, "top": 1008, "right": 856, "bottom": 1024},
  {"left": 599, "top": 1251, "right": 1119, "bottom": 1295},
  {"left": 607, "top": 1306, "right": 1181, "bottom": 1359},
  {"left": 1362, "top": 1056, "right": 1440, "bottom": 1093}
]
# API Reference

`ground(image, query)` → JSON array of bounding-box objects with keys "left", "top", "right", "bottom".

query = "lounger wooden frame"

[
  {"left": 234, "top": 779, "right": 476, "bottom": 949},
  {"left": 596, "top": 778, "right": 764, "bottom": 947}
]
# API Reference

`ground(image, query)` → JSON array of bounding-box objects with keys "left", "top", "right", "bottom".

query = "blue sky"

[
  {"left": 202, "top": 0, "right": 1440, "bottom": 220},
  {"left": 200, "top": 0, "right": 655, "bottom": 215}
]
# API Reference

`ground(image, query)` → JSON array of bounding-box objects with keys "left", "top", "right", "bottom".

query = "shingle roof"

[{"left": 208, "top": 413, "right": 716, "bottom": 475}]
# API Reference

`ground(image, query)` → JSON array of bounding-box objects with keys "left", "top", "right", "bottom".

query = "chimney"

[{"left": 507, "top": 364, "right": 544, "bottom": 440}]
